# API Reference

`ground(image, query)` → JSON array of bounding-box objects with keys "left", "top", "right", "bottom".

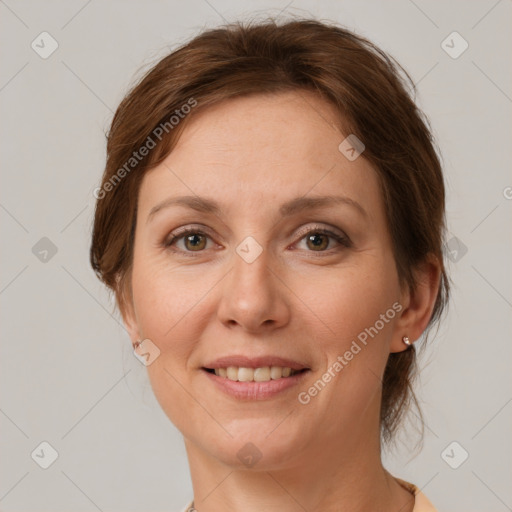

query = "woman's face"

[{"left": 123, "top": 90, "right": 412, "bottom": 468}]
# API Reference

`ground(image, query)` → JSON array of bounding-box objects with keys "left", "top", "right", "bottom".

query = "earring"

[
  {"left": 402, "top": 336, "right": 411, "bottom": 346},
  {"left": 133, "top": 340, "right": 143, "bottom": 349}
]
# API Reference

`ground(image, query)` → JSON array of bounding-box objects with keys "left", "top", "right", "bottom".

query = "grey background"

[{"left": 1, "top": 1, "right": 511, "bottom": 511}]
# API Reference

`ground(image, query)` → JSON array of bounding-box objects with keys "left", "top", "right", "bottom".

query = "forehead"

[
  {"left": 170, "top": 90, "right": 345, "bottom": 171},
  {"left": 137, "top": 91, "right": 383, "bottom": 225}
]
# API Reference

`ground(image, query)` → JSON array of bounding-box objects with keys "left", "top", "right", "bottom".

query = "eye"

[
  {"left": 163, "top": 227, "right": 213, "bottom": 253},
  {"left": 294, "top": 226, "right": 351, "bottom": 253}
]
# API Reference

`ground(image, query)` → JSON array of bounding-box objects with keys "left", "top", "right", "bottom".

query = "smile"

[
  {"left": 204, "top": 366, "right": 303, "bottom": 382},
  {"left": 201, "top": 366, "right": 310, "bottom": 400}
]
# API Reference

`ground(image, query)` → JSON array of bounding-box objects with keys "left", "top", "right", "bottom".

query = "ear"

[
  {"left": 390, "top": 254, "right": 441, "bottom": 353},
  {"left": 115, "top": 274, "right": 141, "bottom": 347}
]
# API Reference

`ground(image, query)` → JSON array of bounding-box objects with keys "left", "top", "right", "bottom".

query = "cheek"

[
  {"left": 130, "top": 262, "right": 211, "bottom": 431},
  {"left": 306, "top": 265, "right": 400, "bottom": 416},
  {"left": 308, "top": 264, "right": 399, "bottom": 350},
  {"left": 131, "top": 251, "right": 209, "bottom": 342},
  {"left": 300, "top": 271, "right": 399, "bottom": 421}
]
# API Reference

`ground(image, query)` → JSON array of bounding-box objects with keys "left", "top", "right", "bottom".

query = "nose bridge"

[
  {"left": 218, "top": 234, "right": 289, "bottom": 331},
  {"left": 231, "top": 237, "right": 275, "bottom": 307}
]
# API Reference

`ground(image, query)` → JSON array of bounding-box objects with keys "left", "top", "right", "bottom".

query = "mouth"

[
  {"left": 200, "top": 356, "right": 311, "bottom": 400},
  {"left": 202, "top": 366, "right": 308, "bottom": 382}
]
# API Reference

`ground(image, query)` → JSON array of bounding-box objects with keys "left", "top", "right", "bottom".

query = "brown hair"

[{"left": 90, "top": 17, "right": 450, "bottom": 444}]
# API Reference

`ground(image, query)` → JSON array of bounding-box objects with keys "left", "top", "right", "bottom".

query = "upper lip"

[{"left": 203, "top": 355, "right": 310, "bottom": 371}]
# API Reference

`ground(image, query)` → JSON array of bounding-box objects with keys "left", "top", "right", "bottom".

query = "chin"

[{"left": 198, "top": 419, "right": 309, "bottom": 470}]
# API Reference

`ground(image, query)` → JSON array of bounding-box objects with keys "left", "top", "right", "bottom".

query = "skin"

[{"left": 121, "top": 90, "right": 441, "bottom": 512}]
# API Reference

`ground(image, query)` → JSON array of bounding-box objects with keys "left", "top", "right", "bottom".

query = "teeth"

[
  {"left": 226, "top": 366, "right": 238, "bottom": 380},
  {"left": 238, "top": 367, "right": 254, "bottom": 382},
  {"left": 253, "top": 367, "right": 270, "bottom": 382},
  {"left": 270, "top": 366, "right": 283, "bottom": 379},
  {"left": 213, "top": 366, "right": 298, "bottom": 382}
]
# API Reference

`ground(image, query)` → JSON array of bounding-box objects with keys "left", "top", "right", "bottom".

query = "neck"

[{"left": 183, "top": 393, "right": 414, "bottom": 512}]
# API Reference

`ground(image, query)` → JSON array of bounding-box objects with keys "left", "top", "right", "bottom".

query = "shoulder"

[
  {"left": 178, "top": 500, "right": 195, "bottom": 512},
  {"left": 396, "top": 478, "right": 438, "bottom": 512}
]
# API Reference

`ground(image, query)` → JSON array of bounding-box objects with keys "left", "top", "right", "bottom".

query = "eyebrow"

[{"left": 147, "top": 194, "right": 367, "bottom": 223}]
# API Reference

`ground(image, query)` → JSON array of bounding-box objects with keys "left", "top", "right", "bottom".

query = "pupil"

[
  {"left": 187, "top": 234, "right": 204, "bottom": 250},
  {"left": 309, "top": 234, "right": 327, "bottom": 250}
]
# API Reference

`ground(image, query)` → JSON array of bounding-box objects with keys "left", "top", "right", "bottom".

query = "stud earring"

[{"left": 402, "top": 336, "right": 411, "bottom": 346}]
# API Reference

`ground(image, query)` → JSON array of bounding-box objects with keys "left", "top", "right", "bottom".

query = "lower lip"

[{"left": 201, "top": 369, "right": 310, "bottom": 400}]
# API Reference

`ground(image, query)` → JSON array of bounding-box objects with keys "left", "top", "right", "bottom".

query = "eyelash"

[{"left": 162, "top": 225, "right": 351, "bottom": 256}]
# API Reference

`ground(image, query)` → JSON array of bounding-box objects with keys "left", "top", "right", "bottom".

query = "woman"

[{"left": 90, "top": 17, "right": 449, "bottom": 512}]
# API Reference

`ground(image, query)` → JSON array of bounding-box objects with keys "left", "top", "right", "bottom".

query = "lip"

[
  {"left": 201, "top": 367, "right": 310, "bottom": 400},
  {"left": 202, "top": 355, "right": 309, "bottom": 371}
]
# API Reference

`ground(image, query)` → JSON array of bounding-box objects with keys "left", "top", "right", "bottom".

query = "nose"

[{"left": 216, "top": 243, "right": 291, "bottom": 333}]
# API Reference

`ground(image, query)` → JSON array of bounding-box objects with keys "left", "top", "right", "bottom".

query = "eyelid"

[{"left": 293, "top": 223, "right": 347, "bottom": 242}]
